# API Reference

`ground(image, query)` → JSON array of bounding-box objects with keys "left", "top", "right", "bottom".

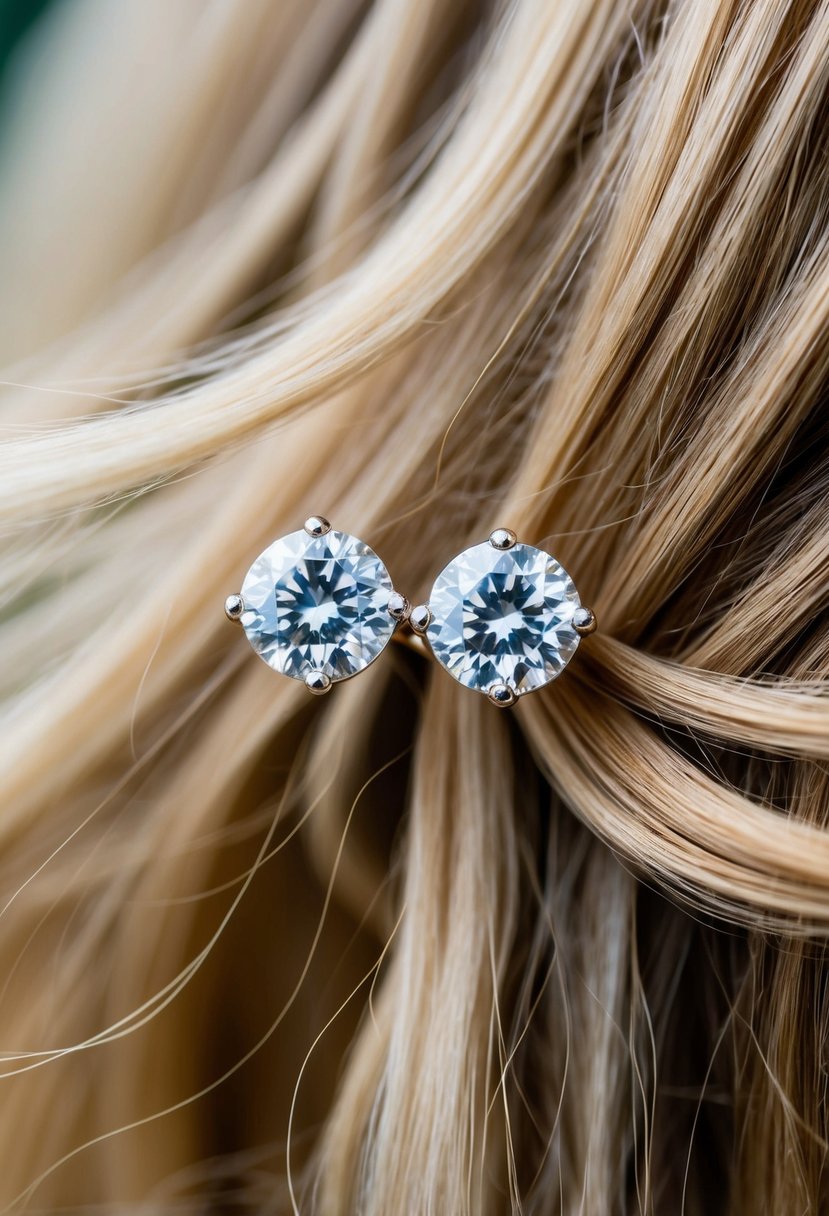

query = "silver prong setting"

[
  {"left": 304, "top": 515, "right": 331, "bottom": 537},
  {"left": 409, "top": 604, "right": 432, "bottom": 635},
  {"left": 489, "top": 528, "right": 517, "bottom": 551},
  {"left": 224, "top": 593, "right": 245, "bottom": 622},
  {"left": 305, "top": 670, "right": 332, "bottom": 695},
  {"left": 573, "top": 606, "right": 597, "bottom": 636},
  {"left": 488, "top": 683, "right": 516, "bottom": 708},
  {"left": 388, "top": 591, "right": 410, "bottom": 623}
]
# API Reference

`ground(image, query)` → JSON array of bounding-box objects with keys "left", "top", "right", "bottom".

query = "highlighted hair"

[{"left": 0, "top": 0, "right": 828, "bottom": 1210}]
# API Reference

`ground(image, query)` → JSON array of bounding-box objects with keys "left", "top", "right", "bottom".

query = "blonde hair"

[{"left": 1, "top": 0, "right": 828, "bottom": 1210}]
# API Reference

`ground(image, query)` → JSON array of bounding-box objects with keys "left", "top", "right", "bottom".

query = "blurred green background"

[{"left": 0, "top": 0, "right": 54, "bottom": 93}]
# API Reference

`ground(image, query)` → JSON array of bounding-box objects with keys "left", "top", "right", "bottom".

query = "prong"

[
  {"left": 305, "top": 670, "right": 332, "bottom": 695},
  {"left": 304, "top": 515, "right": 331, "bottom": 537},
  {"left": 224, "top": 593, "right": 245, "bottom": 622},
  {"left": 487, "top": 683, "right": 516, "bottom": 708},
  {"left": 489, "top": 528, "right": 517, "bottom": 551},
  {"left": 388, "top": 591, "right": 410, "bottom": 622},
  {"left": 409, "top": 604, "right": 432, "bottom": 635},
  {"left": 573, "top": 606, "right": 597, "bottom": 636}
]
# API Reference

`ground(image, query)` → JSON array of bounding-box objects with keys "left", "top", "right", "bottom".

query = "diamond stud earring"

[
  {"left": 409, "top": 528, "right": 596, "bottom": 707},
  {"left": 224, "top": 517, "right": 409, "bottom": 694}
]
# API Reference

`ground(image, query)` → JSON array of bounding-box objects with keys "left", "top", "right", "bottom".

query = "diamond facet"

[
  {"left": 426, "top": 540, "right": 582, "bottom": 697},
  {"left": 239, "top": 528, "right": 396, "bottom": 683}
]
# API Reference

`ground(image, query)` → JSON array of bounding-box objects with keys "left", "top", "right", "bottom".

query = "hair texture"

[{"left": 1, "top": 0, "right": 829, "bottom": 1211}]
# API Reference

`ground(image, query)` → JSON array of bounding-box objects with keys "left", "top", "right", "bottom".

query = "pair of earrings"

[{"left": 224, "top": 516, "right": 596, "bottom": 707}]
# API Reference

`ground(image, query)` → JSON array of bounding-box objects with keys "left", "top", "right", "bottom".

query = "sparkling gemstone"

[
  {"left": 426, "top": 540, "right": 582, "bottom": 696},
  {"left": 240, "top": 528, "right": 395, "bottom": 682}
]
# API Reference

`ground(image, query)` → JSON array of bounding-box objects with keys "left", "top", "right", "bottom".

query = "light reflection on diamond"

[
  {"left": 426, "top": 541, "right": 581, "bottom": 695},
  {"left": 240, "top": 529, "right": 395, "bottom": 682}
]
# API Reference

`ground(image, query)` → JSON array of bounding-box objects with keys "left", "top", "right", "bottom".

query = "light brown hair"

[{"left": 0, "top": 0, "right": 828, "bottom": 1211}]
